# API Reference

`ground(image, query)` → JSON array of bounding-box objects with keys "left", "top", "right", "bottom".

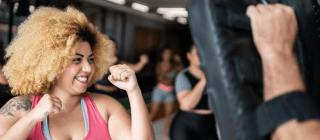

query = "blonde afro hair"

[{"left": 3, "top": 6, "right": 110, "bottom": 95}]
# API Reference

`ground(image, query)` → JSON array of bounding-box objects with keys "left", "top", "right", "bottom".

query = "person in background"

[
  {"left": 173, "top": 54, "right": 184, "bottom": 72},
  {"left": 0, "top": 39, "right": 12, "bottom": 108},
  {"left": 108, "top": 37, "right": 149, "bottom": 73},
  {"left": 89, "top": 37, "right": 149, "bottom": 99},
  {"left": 169, "top": 43, "right": 218, "bottom": 140},
  {"left": 149, "top": 47, "right": 183, "bottom": 140}
]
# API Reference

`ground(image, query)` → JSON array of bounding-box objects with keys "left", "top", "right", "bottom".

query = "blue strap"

[{"left": 42, "top": 95, "right": 89, "bottom": 139}]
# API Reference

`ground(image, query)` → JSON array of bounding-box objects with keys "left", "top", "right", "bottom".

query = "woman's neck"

[{"left": 49, "top": 87, "right": 82, "bottom": 112}]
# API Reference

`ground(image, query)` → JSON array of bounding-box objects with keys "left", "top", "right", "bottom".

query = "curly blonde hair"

[{"left": 3, "top": 6, "right": 111, "bottom": 95}]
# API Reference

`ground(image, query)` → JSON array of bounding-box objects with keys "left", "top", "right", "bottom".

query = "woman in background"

[
  {"left": 170, "top": 44, "right": 218, "bottom": 140},
  {"left": 149, "top": 47, "right": 183, "bottom": 139}
]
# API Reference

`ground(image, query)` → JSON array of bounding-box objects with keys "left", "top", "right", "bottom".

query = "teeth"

[{"left": 75, "top": 77, "right": 87, "bottom": 82}]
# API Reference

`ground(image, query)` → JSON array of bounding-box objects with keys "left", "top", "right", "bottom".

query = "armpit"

[{"left": 0, "top": 96, "right": 32, "bottom": 117}]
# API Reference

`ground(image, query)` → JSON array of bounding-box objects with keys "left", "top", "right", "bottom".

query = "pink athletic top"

[{"left": 27, "top": 93, "right": 112, "bottom": 140}]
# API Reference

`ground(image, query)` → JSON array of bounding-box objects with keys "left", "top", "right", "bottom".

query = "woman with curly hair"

[{"left": 0, "top": 6, "right": 154, "bottom": 140}]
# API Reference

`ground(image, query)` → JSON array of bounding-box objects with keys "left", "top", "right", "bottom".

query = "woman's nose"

[{"left": 82, "top": 60, "right": 92, "bottom": 73}]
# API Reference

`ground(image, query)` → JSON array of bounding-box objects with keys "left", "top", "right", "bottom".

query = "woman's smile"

[{"left": 75, "top": 76, "right": 88, "bottom": 84}]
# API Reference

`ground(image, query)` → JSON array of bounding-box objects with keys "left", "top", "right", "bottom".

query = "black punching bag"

[{"left": 187, "top": 0, "right": 320, "bottom": 139}]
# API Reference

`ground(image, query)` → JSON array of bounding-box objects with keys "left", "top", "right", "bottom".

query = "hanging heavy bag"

[{"left": 187, "top": 0, "right": 320, "bottom": 139}]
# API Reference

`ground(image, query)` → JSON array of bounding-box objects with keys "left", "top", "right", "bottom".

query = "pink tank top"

[{"left": 27, "top": 93, "right": 112, "bottom": 140}]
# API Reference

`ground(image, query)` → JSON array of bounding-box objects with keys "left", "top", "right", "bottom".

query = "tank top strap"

[
  {"left": 82, "top": 93, "right": 112, "bottom": 140},
  {"left": 31, "top": 94, "right": 43, "bottom": 109},
  {"left": 27, "top": 94, "right": 46, "bottom": 140},
  {"left": 82, "top": 93, "right": 107, "bottom": 125}
]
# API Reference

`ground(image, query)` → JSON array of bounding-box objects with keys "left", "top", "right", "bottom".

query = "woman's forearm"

[
  {"left": 127, "top": 88, "right": 155, "bottom": 140},
  {"left": 95, "top": 84, "right": 118, "bottom": 92},
  {"left": 121, "top": 61, "right": 146, "bottom": 73},
  {"left": 0, "top": 114, "right": 38, "bottom": 140},
  {"left": 179, "top": 79, "right": 206, "bottom": 110}
]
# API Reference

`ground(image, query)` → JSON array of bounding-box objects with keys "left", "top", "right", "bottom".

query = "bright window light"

[
  {"left": 177, "top": 17, "right": 187, "bottom": 25},
  {"left": 163, "top": 14, "right": 175, "bottom": 21},
  {"left": 107, "top": 0, "right": 126, "bottom": 5},
  {"left": 132, "top": 3, "right": 149, "bottom": 12}
]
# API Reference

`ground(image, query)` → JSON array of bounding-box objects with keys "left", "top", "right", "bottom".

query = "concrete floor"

[
  {"left": 153, "top": 118, "right": 166, "bottom": 140},
  {"left": 152, "top": 114, "right": 176, "bottom": 140}
]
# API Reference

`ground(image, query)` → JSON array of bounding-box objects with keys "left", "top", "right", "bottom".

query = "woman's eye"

[
  {"left": 89, "top": 58, "right": 95, "bottom": 63},
  {"left": 73, "top": 58, "right": 81, "bottom": 63}
]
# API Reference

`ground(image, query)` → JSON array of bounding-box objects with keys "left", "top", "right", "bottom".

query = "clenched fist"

[
  {"left": 139, "top": 54, "right": 149, "bottom": 65},
  {"left": 246, "top": 4, "right": 298, "bottom": 60},
  {"left": 28, "top": 94, "right": 62, "bottom": 122},
  {"left": 108, "top": 64, "right": 139, "bottom": 93}
]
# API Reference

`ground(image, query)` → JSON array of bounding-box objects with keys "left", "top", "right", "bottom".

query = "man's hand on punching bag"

[{"left": 246, "top": 4, "right": 298, "bottom": 60}]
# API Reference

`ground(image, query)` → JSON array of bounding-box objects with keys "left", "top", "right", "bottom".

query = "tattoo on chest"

[{"left": 0, "top": 97, "right": 32, "bottom": 117}]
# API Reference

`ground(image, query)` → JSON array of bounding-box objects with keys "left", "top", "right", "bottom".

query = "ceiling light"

[
  {"left": 177, "top": 17, "right": 187, "bottom": 25},
  {"left": 157, "top": 8, "right": 186, "bottom": 14},
  {"left": 163, "top": 14, "right": 175, "bottom": 21},
  {"left": 168, "top": 10, "right": 188, "bottom": 17},
  {"left": 132, "top": 3, "right": 149, "bottom": 12},
  {"left": 106, "top": 0, "right": 126, "bottom": 5}
]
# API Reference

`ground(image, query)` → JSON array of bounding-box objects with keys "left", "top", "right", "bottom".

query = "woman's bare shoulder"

[
  {"left": 86, "top": 92, "right": 122, "bottom": 109},
  {"left": 86, "top": 92, "right": 115, "bottom": 103},
  {"left": 86, "top": 92, "right": 124, "bottom": 120},
  {"left": 0, "top": 95, "right": 33, "bottom": 118}
]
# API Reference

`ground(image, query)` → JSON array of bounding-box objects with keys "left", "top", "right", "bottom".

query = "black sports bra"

[{"left": 184, "top": 70, "right": 209, "bottom": 110}]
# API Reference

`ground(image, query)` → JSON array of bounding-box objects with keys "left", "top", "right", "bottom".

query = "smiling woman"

[
  {"left": 3, "top": 7, "right": 109, "bottom": 95},
  {"left": 0, "top": 6, "right": 154, "bottom": 140}
]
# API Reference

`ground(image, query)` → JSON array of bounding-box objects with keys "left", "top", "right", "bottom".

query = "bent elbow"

[{"left": 179, "top": 104, "right": 193, "bottom": 111}]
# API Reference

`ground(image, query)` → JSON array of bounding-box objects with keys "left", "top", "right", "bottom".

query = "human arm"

[
  {"left": 95, "top": 84, "right": 118, "bottom": 93},
  {"left": 0, "top": 65, "right": 8, "bottom": 85},
  {"left": 94, "top": 75, "right": 119, "bottom": 93},
  {"left": 119, "top": 54, "right": 149, "bottom": 73},
  {"left": 0, "top": 95, "right": 61, "bottom": 140},
  {"left": 247, "top": 4, "right": 320, "bottom": 140},
  {"left": 107, "top": 64, "right": 154, "bottom": 140},
  {"left": 175, "top": 72, "right": 206, "bottom": 110}
]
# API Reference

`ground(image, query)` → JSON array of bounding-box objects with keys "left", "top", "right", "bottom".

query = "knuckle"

[
  {"left": 129, "top": 69, "right": 135, "bottom": 74},
  {"left": 268, "top": 5, "right": 275, "bottom": 10},
  {"left": 273, "top": 8, "right": 283, "bottom": 15},
  {"left": 286, "top": 7, "right": 294, "bottom": 14},
  {"left": 256, "top": 4, "right": 265, "bottom": 8},
  {"left": 247, "top": 5, "right": 255, "bottom": 12},
  {"left": 49, "top": 103, "right": 54, "bottom": 108}
]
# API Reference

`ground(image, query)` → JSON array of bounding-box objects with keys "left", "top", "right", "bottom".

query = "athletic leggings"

[{"left": 170, "top": 110, "right": 219, "bottom": 140}]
